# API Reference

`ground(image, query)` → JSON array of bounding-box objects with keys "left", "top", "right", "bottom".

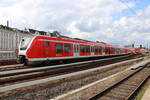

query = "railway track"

[
  {"left": 0, "top": 59, "right": 18, "bottom": 66},
  {"left": 0, "top": 64, "right": 24, "bottom": 71},
  {"left": 0, "top": 54, "right": 142, "bottom": 71},
  {"left": 0, "top": 56, "right": 149, "bottom": 100},
  {"left": 89, "top": 65, "right": 150, "bottom": 100},
  {"left": 0, "top": 54, "right": 138, "bottom": 86}
]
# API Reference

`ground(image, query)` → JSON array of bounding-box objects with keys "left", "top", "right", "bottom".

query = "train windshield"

[{"left": 20, "top": 38, "right": 32, "bottom": 50}]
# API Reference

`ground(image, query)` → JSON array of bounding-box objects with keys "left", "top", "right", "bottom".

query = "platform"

[{"left": 141, "top": 83, "right": 150, "bottom": 100}]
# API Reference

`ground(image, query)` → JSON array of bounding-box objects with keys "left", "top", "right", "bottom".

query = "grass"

[{"left": 136, "top": 89, "right": 147, "bottom": 100}]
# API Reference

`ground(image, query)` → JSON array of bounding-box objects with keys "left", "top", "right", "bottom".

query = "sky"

[{"left": 0, "top": 0, "right": 150, "bottom": 48}]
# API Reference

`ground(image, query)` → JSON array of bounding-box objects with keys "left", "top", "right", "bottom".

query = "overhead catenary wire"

[
  {"left": 119, "top": 0, "right": 139, "bottom": 18},
  {"left": 119, "top": 0, "right": 149, "bottom": 49}
]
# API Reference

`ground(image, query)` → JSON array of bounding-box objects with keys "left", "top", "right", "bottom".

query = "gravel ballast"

[{"left": 0, "top": 58, "right": 146, "bottom": 100}]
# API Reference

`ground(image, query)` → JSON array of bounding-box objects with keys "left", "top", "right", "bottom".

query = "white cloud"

[{"left": 0, "top": 0, "right": 149, "bottom": 47}]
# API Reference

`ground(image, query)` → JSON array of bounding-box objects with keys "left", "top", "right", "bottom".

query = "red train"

[
  {"left": 17, "top": 35, "right": 133, "bottom": 65},
  {"left": 130, "top": 48, "right": 150, "bottom": 55}
]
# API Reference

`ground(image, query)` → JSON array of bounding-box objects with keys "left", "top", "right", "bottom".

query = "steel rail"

[
  {"left": 0, "top": 64, "right": 23, "bottom": 69},
  {"left": 89, "top": 66, "right": 150, "bottom": 100},
  {"left": 0, "top": 56, "right": 142, "bottom": 93},
  {"left": 0, "top": 54, "right": 132, "bottom": 77}
]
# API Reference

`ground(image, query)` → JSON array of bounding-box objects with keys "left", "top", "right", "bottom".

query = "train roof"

[
  {"left": 34, "top": 35, "right": 126, "bottom": 50},
  {"left": 34, "top": 35, "right": 106, "bottom": 46}
]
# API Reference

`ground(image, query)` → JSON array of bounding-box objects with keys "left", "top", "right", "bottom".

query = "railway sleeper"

[
  {"left": 124, "top": 81, "right": 143, "bottom": 86},
  {"left": 105, "top": 94, "right": 125, "bottom": 100},
  {"left": 123, "top": 83, "right": 140, "bottom": 87},
  {"left": 108, "top": 90, "right": 131, "bottom": 95},
  {"left": 115, "top": 86, "right": 135, "bottom": 91},
  {"left": 107, "top": 91, "right": 129, "bottom": 97},
  {"left": 117, "top": 83, "right": 138, "bottom": 89},
  {"left": 98, "top": 96, "right": 116, "bottom": 100},
  {"left": 114, "top": 87, "right": 133, "bottom": 92}
]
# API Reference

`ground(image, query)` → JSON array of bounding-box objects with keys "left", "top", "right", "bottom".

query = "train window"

[
  {"left": 86, "top": 46, "right": 90, "bottom": 53},
  {"left": 56, "top": 43, "right": 63, "bottom": 53},
  {"left": 64, "top": 44, "right": 71, "bottom": 53},
  {"left": 113, "top": 48, "right": 116, "bottom": 52},
  {"left": 111, "top": 48, "right": 114, "bottom": 53},
  {"left": 105, "top": 47, "right": 109, "bottom": 53},
  {"left": 45, "top": 41, "right": 49, "bottom": 47},
  {"left": 99, "top": 47, "right": 102, "bottom": 53},
  {"left": 80, "top": 45, "right": 85, "bottom": 53}
]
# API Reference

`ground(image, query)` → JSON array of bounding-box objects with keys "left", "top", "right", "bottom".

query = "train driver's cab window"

[
  {"left": 64, "top": 44, "right": 71, "bottom": 53},
  {"left": 20, "top": 38, "right": 32, "bottom": 50},
  {"left": 56, "top": 43, "right": 63, "bottom": 53}
]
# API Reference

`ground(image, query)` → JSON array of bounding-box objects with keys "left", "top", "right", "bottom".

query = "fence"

[{"left": 0, "top": 25, "right": 32, "bottom": 60}]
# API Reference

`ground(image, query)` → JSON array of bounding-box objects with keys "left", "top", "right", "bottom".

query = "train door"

[
  {"left": 91, "top": 46, "right": 94, "bottom": 56},
  {"left": 74, "top": 44, "right": 79, "bottom": 56},
  {"left": 45, "top": 41, "right": 51, "bottom": 57},
  {"left": 105, "top": 47, "right": 109, "bottom": 55},
  {"left": 102, "top": 47, "right": 105, "bottom": 55}
]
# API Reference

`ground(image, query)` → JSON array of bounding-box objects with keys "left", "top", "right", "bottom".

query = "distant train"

[
  {"left": 130, "top": 48, "right": 150, "bottom": 55},
  {"left": 17, "top": 35, "right": 147, "bottom": 65}
]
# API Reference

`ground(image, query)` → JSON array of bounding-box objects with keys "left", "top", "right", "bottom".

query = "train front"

[{"left": 17, "top": 37, "right": 34, "bottom": 64}]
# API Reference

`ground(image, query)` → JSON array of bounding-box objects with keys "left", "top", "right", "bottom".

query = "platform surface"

[{"left": 141, "top": 83, "right": 150, "bottom": 100}]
